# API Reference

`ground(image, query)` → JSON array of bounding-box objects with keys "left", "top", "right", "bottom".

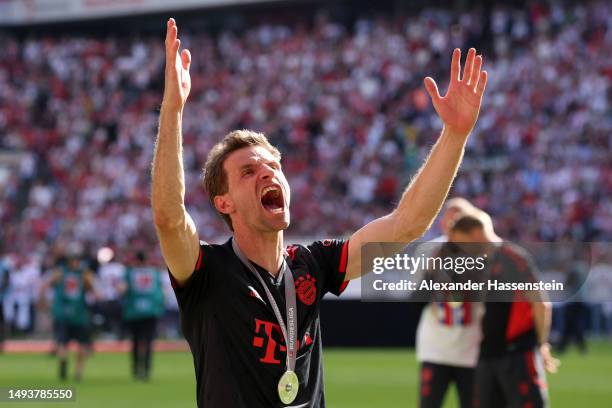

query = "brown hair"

[
  {"left": 202, "top": 130, "right": 281, "bottom": 230},
  {"left": 449, "top": 214, "right": 484, "bottom": 234}
]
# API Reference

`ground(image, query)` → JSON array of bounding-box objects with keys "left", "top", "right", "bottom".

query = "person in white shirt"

[
  {"left": 95, "top": 253, "right": 125, "bottom": 339},
  {"left": 415, "top": 198, "right": 491, "bottom": 408},
  {"left": 3, "top": 255, "right": 40, "bottom": 334}
]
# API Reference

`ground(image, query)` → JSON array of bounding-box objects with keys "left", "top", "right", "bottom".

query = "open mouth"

[{"left": 261, "top": 185, "right": 284, "bottom": 213}]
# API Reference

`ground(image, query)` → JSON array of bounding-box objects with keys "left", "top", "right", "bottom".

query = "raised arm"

[
  {"left": 151, "top": 18, "right": 199, "bottom": 284},
  {"left": 345, "top": 48, "right": 488, "bottom": 280}
]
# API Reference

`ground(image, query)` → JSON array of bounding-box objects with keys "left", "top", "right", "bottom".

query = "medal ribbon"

[{"left": 232, "top": 238, "right": 297, "bottom": 372}]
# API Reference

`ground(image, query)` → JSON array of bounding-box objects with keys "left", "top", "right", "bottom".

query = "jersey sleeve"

[
  {"left": 524, "top": 253, "right": 540, "bottom": 284},
  {"left": 168, "top": 241, "right": 211, "bottom": 312},
  {"left": 503, "top": 244, "right": 540, "bottom": 283},
  {"left": 306, "top": 239, "right": 349, "bottom": 297},
  {"left": 502, "top": 243, "right": 544, "bottom": 302}
]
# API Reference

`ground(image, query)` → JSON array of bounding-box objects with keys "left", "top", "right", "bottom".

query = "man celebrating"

[{"left": 151, "top": 18, "right": 487, "bottom": 407}]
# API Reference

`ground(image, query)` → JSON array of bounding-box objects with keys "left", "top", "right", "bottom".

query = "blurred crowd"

[{"left": 0, "top": 1, "right": 611, "bottom": 337}]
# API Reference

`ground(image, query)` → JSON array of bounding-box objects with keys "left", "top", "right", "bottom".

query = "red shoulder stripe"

[
  {"left": 169, "top": 247, "right": 203, "bottom": 290},
  {"left": 195, "top": 247, "right": 203, "bottom": 270},
  {"left": 337, "top": 241, "right": 350, "bottom": 294},
  {"left": 339, "top": 241, "right": 349, "bottom": 273}
]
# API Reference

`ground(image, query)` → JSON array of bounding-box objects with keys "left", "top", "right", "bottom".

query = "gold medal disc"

[{"left": 278, "top": 370, "right": 299, "bottom": 404}]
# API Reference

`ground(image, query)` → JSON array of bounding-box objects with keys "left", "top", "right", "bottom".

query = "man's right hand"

[{"left": 163, "top": 18, "right": 191, "bottom": 111}]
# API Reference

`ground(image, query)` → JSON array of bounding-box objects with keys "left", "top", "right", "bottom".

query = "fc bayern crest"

[{"left": 295, "top": 274, "right": 317, "bottom": 306}]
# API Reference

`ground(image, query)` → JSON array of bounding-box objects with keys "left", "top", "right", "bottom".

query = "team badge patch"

[{"left": 295, "top": 274, "right": 316, "bottom": 306}]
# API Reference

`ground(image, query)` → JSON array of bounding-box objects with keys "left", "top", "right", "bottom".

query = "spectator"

[{"left": 3, "top": 255, "right": 40, "bottom": 334}]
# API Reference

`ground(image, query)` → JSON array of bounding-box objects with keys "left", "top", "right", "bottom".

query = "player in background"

[
  {"left": 39, "top": 247, "right": 97, "bottom": 381},
  {"left": 415, "top": 200, "right": 502, "bottom": 408},
  {"left": 447, "top": 215, "right": 559, "bottom": 408},
  {"left": 415, "top": 198, "right": 487, "bottom": 408},
  {"left": 117, "top": 251, "right": 165, "bottom": 381},
  {"left": 432, "top": 198, "right": 476, "bottom": 243}
]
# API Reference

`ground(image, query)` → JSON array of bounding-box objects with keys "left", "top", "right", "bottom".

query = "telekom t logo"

[
  {"left": 252, "top": 318, "right": 313, "bottom": 365},
  {"left": 252, "top": 319, "right": 286, "bottom": 364}
]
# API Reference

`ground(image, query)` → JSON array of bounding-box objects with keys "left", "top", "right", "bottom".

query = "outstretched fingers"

[
  {"left": 450, "top": 48, "right": 461, "bottom": 83},
  {"left": 165, "top": 18, "right": 180, "bottom": 60},
  {"left": 476, "top": 71, "right": 488, "bottom": 98},
  {"left": 424, "top": 77, "right": 442, "bottom": 103},
  {"left": 181, "top": 49, "right": 191, "bottom": 71},
  {"left": 462, "top": 48, "right": 476, "bottom": 83},
  {"left": 165, "top": 19, "right": 176, "bottom": 47},
  {"left": 470, "top": 55, "right": 483, "bottom": 89}
]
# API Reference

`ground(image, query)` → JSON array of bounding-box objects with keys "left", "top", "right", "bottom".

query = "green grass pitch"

[{"left": 1, "top": 342, "right": 611, "bottom": 407}]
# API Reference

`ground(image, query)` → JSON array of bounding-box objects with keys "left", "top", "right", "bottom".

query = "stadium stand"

[{"left": 0, "top": 0, "right": 610, "bottom": 338}]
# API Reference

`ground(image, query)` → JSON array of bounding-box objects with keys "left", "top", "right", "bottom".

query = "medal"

[
  {"left": 278, "top": 370, "right": 299, "bottom": 404},
  {"left": 232, "top": 238, "right": 300, "bottom": 405}
]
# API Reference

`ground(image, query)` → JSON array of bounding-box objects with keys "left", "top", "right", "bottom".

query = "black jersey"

[
  {"left": 169, "top": 238, "right": 349, "bottom": 408},
  {"left": 479, "top": 243, "right": 539, "bottom": 358}
]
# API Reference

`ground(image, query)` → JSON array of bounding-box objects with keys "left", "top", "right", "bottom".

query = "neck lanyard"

[{"left": 231, "top": 238, "right": 297, "bottom": 372}]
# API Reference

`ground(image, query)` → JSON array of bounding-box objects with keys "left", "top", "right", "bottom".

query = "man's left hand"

[{"left": 540, "top": 342, "right": 561, "bottom": 373}]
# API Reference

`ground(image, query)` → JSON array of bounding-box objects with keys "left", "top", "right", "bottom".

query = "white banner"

[{"left": 0, "top": 0, "right": 287, "bottom": 25}]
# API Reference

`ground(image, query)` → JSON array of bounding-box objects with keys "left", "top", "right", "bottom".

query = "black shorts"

[
  {"left": 52, "top": 319, "right": 62, "bottom": 343},
  {"left": 127, "top": 317, "right": 158, "bottom": 342},
  {"left": 475, "top": 348, "right": 548, "bottom": 408},
  {"left": 420, "top": 362, "right": 474, "bottom": 408},
  {"left": 57, "top": 323, "right": 92, "bottom": 346}
]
